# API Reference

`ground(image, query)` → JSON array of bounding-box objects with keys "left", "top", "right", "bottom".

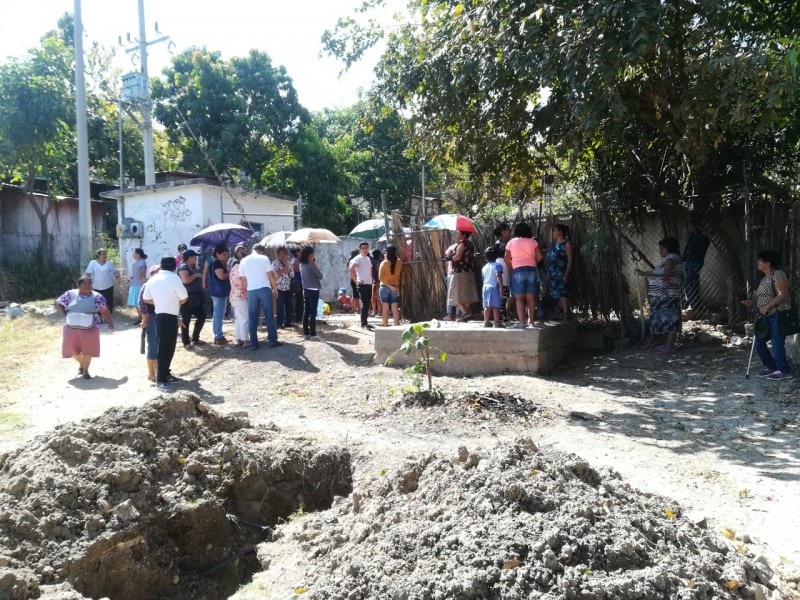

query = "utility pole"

[
  {"left": 74, "top": 0, "right": 92, "bottom": 265},
  {"left": 381, "top": 192, "right": 391, "bottom": 241},
  {"left": 421, "top": 161, "right": 426, "bottom": 222},
  {"left": 137, "top": 0, "right": 155, "bottom": 185},
  {"left": 121, "top": 0, "right": 170, "bottom": 186},
  {"left": 296, "top": 194, "right": 303, "bottom": 229}
]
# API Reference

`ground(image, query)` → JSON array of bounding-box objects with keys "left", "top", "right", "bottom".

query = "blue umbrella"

[{"left": 190, "top": 223, "right": 257, "bottom": 249}]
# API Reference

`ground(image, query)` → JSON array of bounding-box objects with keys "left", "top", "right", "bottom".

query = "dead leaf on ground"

[
  {"left": 725, "top": 580, "right": 739, "bottom": 590},
  {"left": 721, "top": 528, "right": 736, "bottom": 540},
  {"left": 502, "top": 559, "right": 521, "bottom": 570},
  {"left": 529, "top": 469, "right": 540, "bottom": 476},
  {"left": 663, "top": 508, "right": 676, "bottom": 520}
]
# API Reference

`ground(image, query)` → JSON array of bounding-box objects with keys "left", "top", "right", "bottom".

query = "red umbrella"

[{"left": 424, "top": 213, "right": 478, "bottom": 233}]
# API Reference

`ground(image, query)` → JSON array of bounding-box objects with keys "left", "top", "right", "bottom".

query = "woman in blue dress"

[{"left": 547, "top": 224, "right": 574, "bottom": 320}]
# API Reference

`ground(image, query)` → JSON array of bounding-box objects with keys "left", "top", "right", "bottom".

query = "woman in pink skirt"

[{"left": 55, "top": 276, "right": 115, "bottom": 379}]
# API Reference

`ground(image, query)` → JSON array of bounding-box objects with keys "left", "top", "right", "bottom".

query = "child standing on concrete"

[{"left": 482, "top": 247, "right": 505, "bottom": 328}]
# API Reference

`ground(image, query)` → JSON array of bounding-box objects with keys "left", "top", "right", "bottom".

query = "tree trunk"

[{"left": 24, "top": 165, "right": 55, "bottom": 264}]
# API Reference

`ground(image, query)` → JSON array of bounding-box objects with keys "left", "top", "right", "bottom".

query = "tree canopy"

[{"left": 324, "top": 0, "right": 800, "bottom": 212}]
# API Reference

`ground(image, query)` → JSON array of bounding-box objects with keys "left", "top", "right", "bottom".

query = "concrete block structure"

[{"left": 374, "top": 320, "right": 578, "bottom": 375}]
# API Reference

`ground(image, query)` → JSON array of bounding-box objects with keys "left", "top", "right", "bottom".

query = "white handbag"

[{"left": 66, "top": 312, "right": 95, "bottom": 329}]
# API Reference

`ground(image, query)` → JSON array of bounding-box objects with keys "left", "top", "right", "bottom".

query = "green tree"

[
  {"left": 325, "top": 0, "right": 800, "bottom": 305},
  {"left": 0, "top": 34, "right": 74, "bottom": 262},
  {"left": 325, "top": 0, "right": 800, "bottom": 203},
  {"left": 315, "top": 100, "right": 428, "bottom": 215},
  {"left": 151, "top": 48, "right": 309, "bottom": 188}
]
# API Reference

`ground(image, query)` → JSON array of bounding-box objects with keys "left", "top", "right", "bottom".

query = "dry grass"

[{"left": 0, "top": 312, "right": 62, "bottom": 399}]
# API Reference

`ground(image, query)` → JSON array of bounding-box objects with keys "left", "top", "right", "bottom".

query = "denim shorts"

[
  {"left": 379, "top": 285, "right": 400, "bottom": 304},
  {"left": 511, "top": 266, "right": 539, "bottom": 296}
]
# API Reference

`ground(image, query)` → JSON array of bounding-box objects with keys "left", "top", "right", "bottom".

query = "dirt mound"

[
  {"left": 398, "top": 390, "right": 539, "bottom": 420},
  {"left": 0, "top": 393, "right": 352, "bottom": 600},
  {"left": 290, "top": 439, "right": 778, "bottom": 599}
]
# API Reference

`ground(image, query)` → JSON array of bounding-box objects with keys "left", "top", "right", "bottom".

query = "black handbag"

[
  {"left": 777, "top": 310, "right": 800, "bottom": 337},
  {"left": 769, "top": 274, "right": 799, "bottom": 337},
  {"left": 753, "top": 315, "right": 771, "bottom": 340}
]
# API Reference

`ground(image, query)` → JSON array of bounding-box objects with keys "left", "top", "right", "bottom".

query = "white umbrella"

[
  {"left": 287, "top": 228, "right": 341, "bottom": 244},
  {"left": 255, "top": 231, "right": 298, "bottom": 249}
]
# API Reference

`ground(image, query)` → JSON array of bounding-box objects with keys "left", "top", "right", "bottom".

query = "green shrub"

[{"left": 0, "top": 253, "right": 80, "bottom": 303}]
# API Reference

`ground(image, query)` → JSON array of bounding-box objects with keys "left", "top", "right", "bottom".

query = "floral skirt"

[
  {"left": 447, "top": 271, "right": 478, "bottom": 307},
  {"left": 648, "top": 294, "right": 681, "bottom": 335}
]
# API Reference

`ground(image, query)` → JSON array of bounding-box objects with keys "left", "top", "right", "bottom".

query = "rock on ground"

[{"left": 291, "top": 438, "right": 775, "bottom": 600}]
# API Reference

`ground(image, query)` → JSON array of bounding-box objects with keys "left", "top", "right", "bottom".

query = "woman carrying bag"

[{"left": 742, "top": 250, "right": 797, "bottom": 380}]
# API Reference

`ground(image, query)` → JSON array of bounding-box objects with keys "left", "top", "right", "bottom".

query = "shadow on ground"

[{"left": 552, "top": 343, "right": 800, "bottom": 482}]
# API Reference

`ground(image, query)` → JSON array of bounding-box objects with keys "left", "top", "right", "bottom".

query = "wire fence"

[{"left": 386, "top": 198, "right": 800, "bottom": 340}]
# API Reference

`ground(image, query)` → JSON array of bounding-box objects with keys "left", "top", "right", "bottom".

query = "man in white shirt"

[
  {"left": 349, "top": 241, "right": 374, "bottom": 329},
  {"left": 143, "top": 257, "right": 188, "bottom": 390},
  {"left": 239, "top": 246, "right": 281, "bottom": 350}
]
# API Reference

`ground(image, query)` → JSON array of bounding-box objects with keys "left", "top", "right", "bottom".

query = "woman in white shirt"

[{"left": 85, "top": 248, "right": 119, "bottom": 313}]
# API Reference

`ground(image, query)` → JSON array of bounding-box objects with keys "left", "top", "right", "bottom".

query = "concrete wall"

[
  {"left": 312, "top": 236, "right": 370, "bottom": 302},
  {"left": 374, "top": 320, "right": 578, "bottom": 375},
  {"left": 116, "top": 182, "right": 295, "bottom": 276},
  {"left": 216, "top": 188, "right": 296, "bottom": 235},
  {"left": 118, "top": 186, "right": 205, "bottom": 274}
]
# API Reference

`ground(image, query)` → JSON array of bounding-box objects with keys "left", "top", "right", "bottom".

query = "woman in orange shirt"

[{"left": 379, "top": 246, "right": 403, "bottom": 326}]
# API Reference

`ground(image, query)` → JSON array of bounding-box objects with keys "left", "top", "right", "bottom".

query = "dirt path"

[{"left": 2, "top": 316, "right": 799, "bottom": 587}]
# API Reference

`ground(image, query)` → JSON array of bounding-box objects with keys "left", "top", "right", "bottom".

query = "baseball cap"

[
  {"left": 148, "top": 265, "right": 161, "bottom": 276},
  {"left": 182, "top": 249, "right": 199, "bottom": 260}
]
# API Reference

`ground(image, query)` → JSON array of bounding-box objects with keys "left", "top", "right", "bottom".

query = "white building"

[{"left": 101, "top": 172, "right": 298, "bottom": 273}]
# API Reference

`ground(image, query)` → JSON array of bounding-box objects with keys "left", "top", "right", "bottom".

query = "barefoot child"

[{"left": 482, "top": 247, "right": 505, "bottom": 327}]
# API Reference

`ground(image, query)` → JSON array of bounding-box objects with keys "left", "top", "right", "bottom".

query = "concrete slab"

[{"left": 374, "top": 320, "right": 578, "bottom": 375}]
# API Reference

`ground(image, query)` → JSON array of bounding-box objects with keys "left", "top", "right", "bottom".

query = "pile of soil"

[
  {"left": 0, "top": 393, "right": 352, "bottom": 600},
  {"left": 398, "top": 390, "right": 539, "bottom": 420},
  {"left": 290, "top": 439, "right": 778, "bottom": 599}
]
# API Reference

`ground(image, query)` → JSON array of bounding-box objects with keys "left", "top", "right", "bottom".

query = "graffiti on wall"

[{"left": 134, "top": 195, "right": 200, "bottom": 261}]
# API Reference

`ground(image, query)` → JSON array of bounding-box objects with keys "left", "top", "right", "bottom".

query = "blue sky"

[{"left": 0, "top": 0, "right": 403, "bottom": 112}]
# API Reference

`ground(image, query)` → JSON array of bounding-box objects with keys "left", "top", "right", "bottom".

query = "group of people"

[
  {"left": 55, "top": 219, "right": 794, "bottom": 384},
  {"left": 636, "top": 237, "right": 793, "bottom": 379},
  {"left": 444, "top": 222, "right": 574, "bottom": 329}
]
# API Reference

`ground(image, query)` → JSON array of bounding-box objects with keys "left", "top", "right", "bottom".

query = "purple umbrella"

[{"left": 190, "top": 223, "right": 258, "bottom": 249}]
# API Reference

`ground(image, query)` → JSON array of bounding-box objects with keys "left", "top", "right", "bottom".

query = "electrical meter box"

[
  {"left": 121, "top": 72, "right": 149, "bottom": 103},
  {"left": 116, "top": 218, "right": 144, "bottom": 238}
]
